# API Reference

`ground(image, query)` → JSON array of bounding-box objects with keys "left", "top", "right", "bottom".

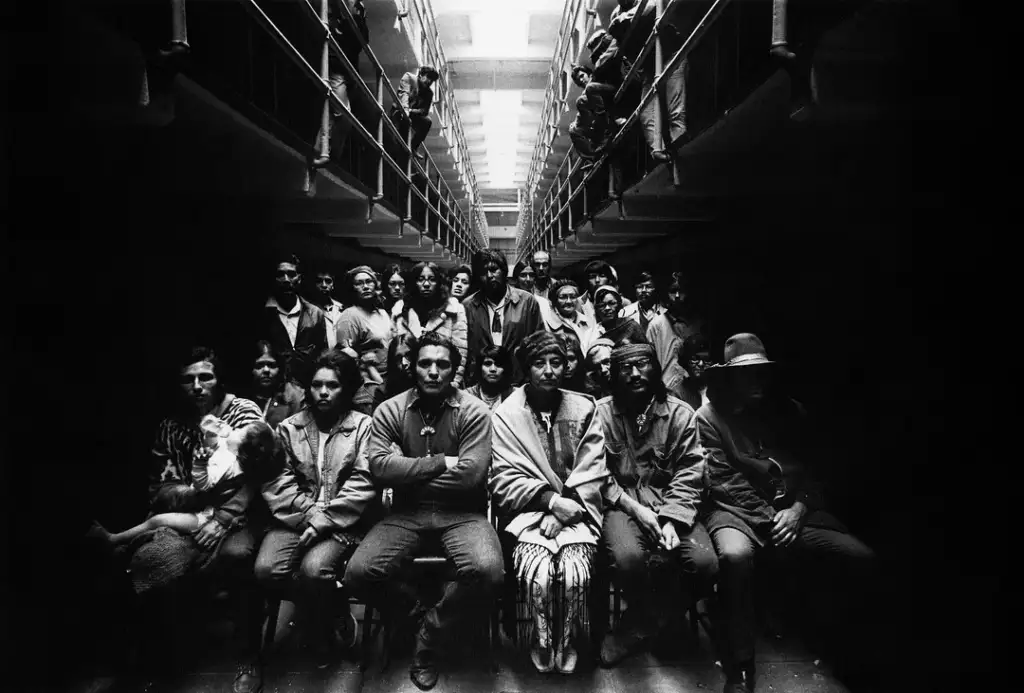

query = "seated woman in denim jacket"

[{"left": 255, "top": 348, "right": 378, "bottom": 667}]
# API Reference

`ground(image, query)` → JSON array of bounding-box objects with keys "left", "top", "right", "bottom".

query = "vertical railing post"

[
  {"left": 318, "top": 0, "right": 330, "bottom": 156},
  {"left": 405, "top": 126, "right": 413, "bottom": 225},
  {"left": 374, "top": 70, "right": 384, "bottom": 202}
]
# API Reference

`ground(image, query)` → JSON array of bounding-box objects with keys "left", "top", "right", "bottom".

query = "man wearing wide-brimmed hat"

[{"left": 695, "top": 333, "right": 876, "bottom": 693}]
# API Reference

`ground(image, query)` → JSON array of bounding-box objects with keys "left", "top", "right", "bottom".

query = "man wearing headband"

[{"left": 596, "top": 343, "right": 717, "bottom": 667}]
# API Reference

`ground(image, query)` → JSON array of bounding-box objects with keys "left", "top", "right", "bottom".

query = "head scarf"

[
  {"left": 517, "top": 331, "right": 568, "bottom": 372},
  {"left": 346, "top": 265, "right": 378, "bottom": 287},
  {"left": 594, "top": 285, "right": 622, "bottom": 306},
  {"left": 585, "top": 337, "right": 615, "bottom": 362}
]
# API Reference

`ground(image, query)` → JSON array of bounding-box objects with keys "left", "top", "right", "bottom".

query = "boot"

[
  {"left": 409, "top": 631, "right": 438, "bottom": 691},
  {"left": 555, "top": 584, "right": 585, "bottom": 675},
  {"left": 528, "top": 581, "right": 554, "bottom": 673}
]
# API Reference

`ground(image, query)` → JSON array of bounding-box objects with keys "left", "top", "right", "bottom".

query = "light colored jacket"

[
  {"left": 262, "top": 408, "right": 376, "bottom": 535},
  {"left": 392, "top": 297, "right": 469, "bottom": 388}
]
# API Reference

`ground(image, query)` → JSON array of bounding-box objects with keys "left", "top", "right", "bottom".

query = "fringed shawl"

[{"left": 490, "top": 387, "right": 610, "bottom": 545}]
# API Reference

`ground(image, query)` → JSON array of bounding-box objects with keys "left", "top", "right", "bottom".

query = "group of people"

[{"left": 88, "top": 246, "right": 877, "bottom": 693}]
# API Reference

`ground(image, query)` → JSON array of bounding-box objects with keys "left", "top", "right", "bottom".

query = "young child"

[{"left": 91, "top": 420, "right": 277, "bottom": 546}]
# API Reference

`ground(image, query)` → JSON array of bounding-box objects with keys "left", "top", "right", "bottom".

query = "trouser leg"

[{"left": 711, "top": 527, "right": 758, "bottom": 668}]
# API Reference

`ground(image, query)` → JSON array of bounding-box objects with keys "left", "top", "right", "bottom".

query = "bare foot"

[{"left": 86, "top": 520, "right": 113, "bottom": 544}]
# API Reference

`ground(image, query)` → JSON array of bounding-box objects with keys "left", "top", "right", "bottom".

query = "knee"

[
  {"left": 609, "top": 543, "right": 647, "bottom": 578},
  {"left": 298, "top": 552, "right": 338, "bottom": 583},
  {"left": 717, "top": 541, "right": 755, "bottom": 570},
  {"left": 460, "top": 554, "right": 504, "bottom": 592},
  {"left": 254, "top": 553, "right": 290, "bottom": 586}
]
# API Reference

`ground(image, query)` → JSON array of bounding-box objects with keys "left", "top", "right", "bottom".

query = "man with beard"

[
  {"left": 646, "top": 272, "right": 704, "bottom": 395},
  {"left": 595, "top": 343, "right": 717, "bottom": 667},
  {"left": 261, "top": 254, "right": 328, "bottom": 377},
  {"left": 344, "top": 332, "right": 503, "bottom": 691},
  {"left": 257, "top": 348, "right": 377, "bottom": 668},
  {"left": 311, "top": 267, "right": 346, "bottom": 349},
  {"left": 463, "top": 249, "right": 544, "bottom": 387}
]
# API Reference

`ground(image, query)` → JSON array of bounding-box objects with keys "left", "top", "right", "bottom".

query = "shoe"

[
  {"left": 599, "top": 630, "right": 645, "bottom": 668},
  {"left": 555, "top": 644, "right": 578, "bottom": 675},
  {"left": 311, "top": 154, "right": 331, "bottom": 169},
  {"left": 651, "top": 150, "right": 672, "bottom": 162},
  {"left": 530, "top": 633, "right": 554, "bottom": 674},
  {"left": 231, "top": 661, "right": 262, "bottom": 693},
  {"left": 409, "top": 633, "right": 438, "bottom": 691},
  {"left": 722, "top": 662, "right": 756, "bottom": 693}
]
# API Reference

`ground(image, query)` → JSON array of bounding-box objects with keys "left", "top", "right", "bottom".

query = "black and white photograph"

[{"left": 5, "top": 1, "right": 979, "bottom": 692}]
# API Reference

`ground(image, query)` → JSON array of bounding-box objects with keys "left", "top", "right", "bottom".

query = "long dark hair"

[
  {"left": 474, "top": 345, "right": 514, "bottom": 393},
  {"left": 385, "top": 333, "right": 416, "bottom": 398},
  {"left": 306, "top": 348, "right": 363, "bottom": 416},
  {"left": 402, "top": 261, "right": 449, "bottom": 321}
]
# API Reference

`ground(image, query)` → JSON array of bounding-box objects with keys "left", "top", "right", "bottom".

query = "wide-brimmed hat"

[{"left": 705, "top": 333, "right": 774, "bottom": 372}]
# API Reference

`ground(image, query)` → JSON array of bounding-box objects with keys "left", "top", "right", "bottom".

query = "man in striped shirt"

[{"left": 147, "top": 346, "right": 266, "bottom": 693}]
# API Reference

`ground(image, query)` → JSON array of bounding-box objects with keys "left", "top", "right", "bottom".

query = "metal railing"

[
  {"left": 274, "top": 0, "right": 484, "bottom": 260},
  {"left": 89, "top": 0, "right": 484, "bottom": 262},
  {"left": 522, "top": 0, "right": 605, "bottom": 212},
  {"left": 402, "top": 0, "right": 489, "bottom": 246},
  {"left": 518, "top": 0, "right": 781, "bottom": 262}
]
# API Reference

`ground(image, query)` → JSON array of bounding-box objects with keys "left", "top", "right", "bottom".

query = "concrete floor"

[{"left": 109, "top": 603, "right": 851, "bottom": 693}]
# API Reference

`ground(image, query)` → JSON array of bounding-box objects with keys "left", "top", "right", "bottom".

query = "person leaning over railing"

[
  {"left": 392, "top": 65, "right": 440, "bottom": 162},
  {"left": 312, "top": 0, "right": 370, "bottom": 169},
  {"left": 608, "top": 0, "right": 691, "bottom": 159}
]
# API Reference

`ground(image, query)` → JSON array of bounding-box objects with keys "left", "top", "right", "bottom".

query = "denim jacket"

[{"left": 262, "top": 408, "right": 377, "bottom": 535}]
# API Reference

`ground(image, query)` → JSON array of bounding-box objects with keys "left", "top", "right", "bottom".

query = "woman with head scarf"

[
  {"left": 583, "top": 337, "right": 615, "bottom": 400},
  {"left": 490, "top": 331, "right": 610, "bottom": 675},
  {"left": 594, "top": 285, "right": 647, "bottom": 346},
  {"left": 336, "top": 265, "right": 394, "bottom": 381}
]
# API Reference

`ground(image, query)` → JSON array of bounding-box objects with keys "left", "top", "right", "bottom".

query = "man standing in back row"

[{"left": 463, "top": 249, "right": 544, "bottom": 387}]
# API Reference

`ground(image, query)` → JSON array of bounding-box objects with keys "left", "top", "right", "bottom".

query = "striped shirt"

[{"left": 150, "top": 395, "right": 263, "bottom": 500}]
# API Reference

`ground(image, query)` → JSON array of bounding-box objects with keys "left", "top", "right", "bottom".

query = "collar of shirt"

[
  {"left": 406, "top": 388, "right": 463, "bottom": 412},
  {"left": 266, "top": 296, "right": 303, "bottom": 317},
  {"left": 609, "top": 395, "right": 672, "bottom": 422},
  {"left": 485, "top": 286, "right": 511, "bottom": 312}
]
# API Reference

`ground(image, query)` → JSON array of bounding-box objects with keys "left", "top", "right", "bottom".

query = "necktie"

[{"left": 491, "top": 310, "right": 501, "bottom": 334}]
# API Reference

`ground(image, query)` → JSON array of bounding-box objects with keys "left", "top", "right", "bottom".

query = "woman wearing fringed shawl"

[{"left": 490, "top": 331, "right": 610, "bottom": 675}]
